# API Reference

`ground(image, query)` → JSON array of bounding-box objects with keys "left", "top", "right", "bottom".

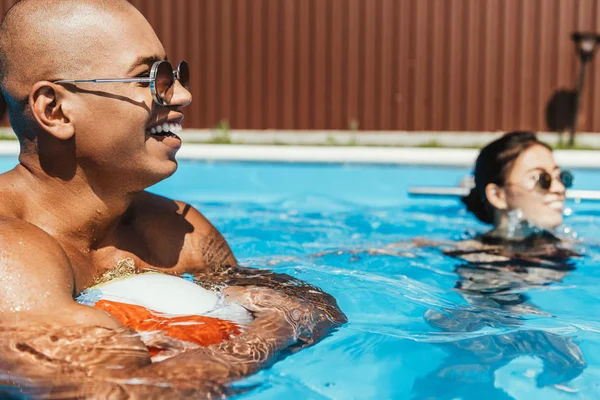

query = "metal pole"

[{"left": 570, "top": 59, "right": 587, "bottom": 147}]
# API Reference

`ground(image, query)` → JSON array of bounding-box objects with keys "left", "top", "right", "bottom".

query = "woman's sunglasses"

[
  {"left": 54, "top": 60, "right": 189, "bottom": 107},
  {"left": 532, "top": 170, "right": 574, "bottom": 191}
]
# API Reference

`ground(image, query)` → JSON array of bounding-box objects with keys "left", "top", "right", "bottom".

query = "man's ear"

[
  {"left": 485, "top": 183, "right": 508, "bottom": 210},
  {"left": 29, "top": 82, "right": 75, "bottom": 140}
]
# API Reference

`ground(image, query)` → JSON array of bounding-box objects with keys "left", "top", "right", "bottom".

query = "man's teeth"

[{"left": 146, "top": 123, "right": 182, "bottom": 136}]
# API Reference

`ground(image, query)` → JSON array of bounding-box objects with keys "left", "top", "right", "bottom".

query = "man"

[{"left": 0, "top": 0, "right": 345, "bottom": 397}]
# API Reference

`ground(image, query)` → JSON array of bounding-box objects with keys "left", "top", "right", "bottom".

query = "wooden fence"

[{"left": 2, "top": 0, "right": 600, "bottom": 132}]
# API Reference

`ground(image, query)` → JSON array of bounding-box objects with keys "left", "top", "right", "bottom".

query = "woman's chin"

[{"left": 533, "top": 216, "right": 563, "bottom": 231}]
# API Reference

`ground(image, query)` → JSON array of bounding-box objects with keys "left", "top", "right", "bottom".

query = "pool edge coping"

[{"left": 0, "top": 142, "right": 598, "bottom": 168}]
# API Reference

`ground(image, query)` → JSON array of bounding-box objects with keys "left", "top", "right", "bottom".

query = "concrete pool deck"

[{"left": 0, "top": 129, "right": 599, "bottom": 168}]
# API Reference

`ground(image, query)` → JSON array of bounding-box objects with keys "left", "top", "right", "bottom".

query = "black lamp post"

[{"left": 569, "top": 32, "right": 600, "bottom": 147}]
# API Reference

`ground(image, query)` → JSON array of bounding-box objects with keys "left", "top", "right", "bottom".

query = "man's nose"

[{"left": 169, "top": 80, "right": 192, "bottom": 108}]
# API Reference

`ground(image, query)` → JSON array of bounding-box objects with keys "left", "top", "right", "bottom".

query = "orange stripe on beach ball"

[{"left": 95, "top": 300, "right": 241, "bottom": 348}]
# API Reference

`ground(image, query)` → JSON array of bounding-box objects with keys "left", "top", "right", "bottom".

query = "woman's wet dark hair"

[{"left": 462, "top": 131, "right": 552, "bottom": 224}]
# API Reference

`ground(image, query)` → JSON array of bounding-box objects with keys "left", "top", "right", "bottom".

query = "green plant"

[
  {"left": 0, "top": 128, "right": 17, "bottom": 141},
  {"left": 211, "top": 119, "right": 232, "bottom": 144},
  {"left": 552, "top": 141, "right": 596, "bottom": 151},
  {"left": 207, "top": 135, "right": 233, "bottom": 144},
  {"left": 347, "top": 135, "right": 359, "bottom": 146},
  {"left": 325, "top": 135, "right": 337, "bottom": 146},
  {"left": 416, "top": 140, "right": 443, "bottom": 148},
  {"left": 214, "top": 119, "right": 230, "bottom": 133}
]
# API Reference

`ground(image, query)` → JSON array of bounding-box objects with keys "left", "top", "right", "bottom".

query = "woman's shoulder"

[
  {"left": 445, "top": 229, "right": 580, "bottom": 269},
  {"left": 444, "top": 237, "right": 510, "bottom": 264}
]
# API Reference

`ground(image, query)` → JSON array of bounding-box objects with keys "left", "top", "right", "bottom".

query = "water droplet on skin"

[
  {"left": 506, "top": 209, "right": 524, "bottom": 238},
  {"left": 554, "top": 224, "right": 582, "bottom": 242}
]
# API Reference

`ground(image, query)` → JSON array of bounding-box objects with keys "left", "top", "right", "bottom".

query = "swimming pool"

[{"left": 2, "top": 155, "right": 600, "bottom": 399}]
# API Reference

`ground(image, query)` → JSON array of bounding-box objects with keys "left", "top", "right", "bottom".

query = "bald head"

[
  {"left": 0, "top": 0, "right": 158, "bottom": 138},
  {"left": 0, "top": 0, "right": 138, "bottom": 97},
  {"left": 0, "top": 0, "right": 188, "bottom": 189}
]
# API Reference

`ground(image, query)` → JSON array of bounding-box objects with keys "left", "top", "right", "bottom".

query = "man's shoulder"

[
  {"left": 0, "top": 218, "right": 71, "bottom": 268},
  {"left": 130, "top": 191, "right": 236, "bottom": 271},
  {"left": 0, "top": 217, "right": 59, "bottom": 244},
  {"left": 131, "top": 191, "right": 214, "bottom": 235},
  {"left": 0, "top": 217, "right": 75, "bottom": 300}
]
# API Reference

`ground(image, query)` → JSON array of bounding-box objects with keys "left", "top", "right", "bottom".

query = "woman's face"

[{"left": 498, "top": 144, "right": 567, "bottom": 230}]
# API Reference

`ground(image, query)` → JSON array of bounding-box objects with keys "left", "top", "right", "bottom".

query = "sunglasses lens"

[
  {"left": 560, "top": 171, "right": 574, "bottom": 188},
  {"left": 536, "top": 172, "right": 552, "bottom": 190},
  {"left": 155, "top": 61, "right": 175, "bottom": 105},
  {"left": 177, "top": 61, "right": 190, "bottom": 90}
]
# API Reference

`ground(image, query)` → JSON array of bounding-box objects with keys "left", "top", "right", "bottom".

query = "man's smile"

[
  {"left": 147, "top": 121, "right": 182, "bottom": 135},
  {"left": 146, "top": 118, "right": 183, "bottom": 150},
  {"left": 146, "top": 119, "right": 183, "bottom": 137},
  {"left": 147, "top": 127, "right": 182, "bottom": 152}
]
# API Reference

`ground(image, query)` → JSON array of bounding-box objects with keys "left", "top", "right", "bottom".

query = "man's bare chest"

[
  {"left": 63, "top": 235, "right": 192, "bottom": 293},
  {"left": 52, "top": 212, "right": 234, "bottom": 292}
]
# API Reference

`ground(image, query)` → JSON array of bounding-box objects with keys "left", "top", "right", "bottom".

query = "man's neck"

[{"left": 13, "top": 163, "right": 135, "bottom": 248}]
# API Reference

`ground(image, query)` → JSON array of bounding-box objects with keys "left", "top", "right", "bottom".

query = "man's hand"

[{"left": 223, "top": 285, "right": 323, "bottom": 345}]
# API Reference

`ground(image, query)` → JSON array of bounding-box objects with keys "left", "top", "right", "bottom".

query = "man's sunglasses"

[
  {"left": 54, "top": 60, "right": 189, "bottom": 107},
  {"left": 531, "top": 170, "right": 574, "bottom": 191}
]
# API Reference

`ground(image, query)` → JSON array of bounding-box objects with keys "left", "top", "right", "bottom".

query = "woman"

[
  {"left": 314, "top": 131, "right": 577, "bottom": 260},
  {"left": 462, "top": 130, "right": 573, "bottom": 241},
  {"left": 417, "top": 132, "right": 587, "bottom": 396},
  {"left": 445, "top": 131, "right": 580, "bottom": 309}
]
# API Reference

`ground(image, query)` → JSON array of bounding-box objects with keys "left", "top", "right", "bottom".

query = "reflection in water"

[
  {"left": 0, "top": 267, "right": 346, "bottom": 399},
  {"left": 413, "top": 325, "right": 586, "bottom": 399},
  {"left": 414, "top": 232, "right": 587, "bottom": 399}
]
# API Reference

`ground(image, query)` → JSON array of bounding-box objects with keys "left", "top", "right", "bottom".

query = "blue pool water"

[{"left": 2, "top": 156, "right": 600, "bottom": 399}]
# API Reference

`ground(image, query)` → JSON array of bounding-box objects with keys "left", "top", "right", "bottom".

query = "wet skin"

[
  {"left": 0, "top": 1, "right": 345, "bottom": 397},
  {"left": 485, "top": 144, "right": 567, "bottom": 234}
]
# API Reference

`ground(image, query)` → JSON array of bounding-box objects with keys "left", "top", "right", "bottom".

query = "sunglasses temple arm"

[{"left": 54, "top": 78, "right": 153, "bottom": 84}]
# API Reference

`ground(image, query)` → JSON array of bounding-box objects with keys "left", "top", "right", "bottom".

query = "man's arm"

[
  {"left": 0, "top": 218, "right": 159, "bottom": 396},
  {"left": 172, "top": 200, "right": 347, "bottom": 326},
  {"left": 0, "top": 218, "right": 126, "bottom": 329},
  {"left": 0, "top": 218, "right": 307, "bottom": 396},
  {"left": 0, "top": 214, "right": 345, "bottom": 397}
]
